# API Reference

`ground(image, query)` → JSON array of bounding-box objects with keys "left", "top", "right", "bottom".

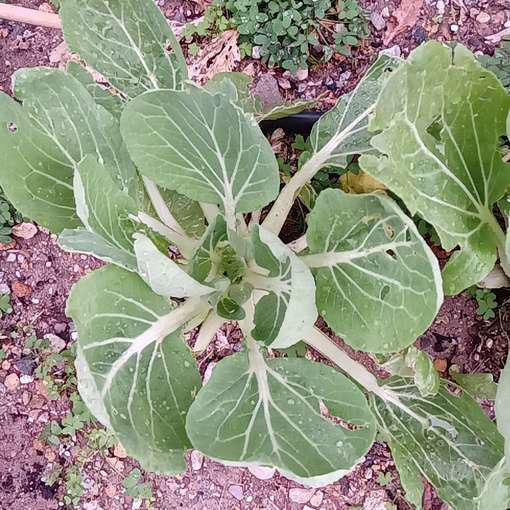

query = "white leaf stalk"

[
  {"left": 262, "top": 106, "right": 374, "bottom": 235},
  {"left": 305, "top": 327, "right": 429, "bottom": 427}
]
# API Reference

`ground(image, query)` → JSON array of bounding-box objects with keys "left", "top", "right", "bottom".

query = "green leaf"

[
  {"left": 373, "top": 377, "right": 504, "bottom": 510},
  {"left": 13, "top": 68, "right": 137, "bottom": 196},
  {"left": 204, "top": 72, "right": 255, "bottom": 113},
  {"left": 67, "top": 62, "right": 124, "bottom": 119},
  {"left": 75, "top": 346, "right": 111, "bottom": 428},
  {"left": 256, "top": 99, "right": 317, "bottom": 121},
  {"left": 121, "top": 87, "right": 279, "bottom": 222},
  {"left": 310, "top": 56, "right": 399, "bottom": 169},
  {"left": 61, "top": 0, "right": 187, "bottom": 99},
  {"left": 305, "top": 189, "right": 442, "bottom": 353},
  {"left": 188, "top": 216, "right": 228, "bottom": 283},
  {"left": 68, "top": 155, "right": 138, "bottom": 270},
  {"left": 477, "top": 457, "right": 510, "bottom": 510},
  {"left": 496, "top": 355, "right": 510, "bottom": 462},
  {"left": 405, "top": 347, "right": 439, "bottom": 397},
  {"left": 360, "top": 42, "right": 510, "bottom": 294},
  {"left": 249, "top": 225, "right": 317, "bottom": 349},
  {"left": 186, "top": 341, "right": 376, "bottom": 485},
  {"left": 134, "top": 233, "right": 214, "bottom": 298},
  {"left": 387, "top": 437, "right": 424, "bottom": 509},
  {"left": 153, "top": 188, "right": 206, "bottom": 240},
  {"left": 68, "top": 265, "right": 204, "bottom": 474},
  {"left": 451, "top": 372, "right": 497, "bottom": 400},
  {"left": 442, "top": 244, "right": 497, "bottom": 296}
]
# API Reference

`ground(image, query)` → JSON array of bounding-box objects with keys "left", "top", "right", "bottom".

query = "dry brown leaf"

[
  {"left": 383, "top": 0, "right": 425, "bottom": 45},
  {"left": 340, "top": 172, "right": 387, "bottom": 194},
  {"left": 189, "top": 30, "right": 240, "bottom": 83}
]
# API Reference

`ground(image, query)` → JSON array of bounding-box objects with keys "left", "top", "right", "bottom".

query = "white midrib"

[
  {"left": 104, "top": 4, "right": 160, "bottom": 91},
  {"left": 247, "top": 336, "right": 283, "bottom": 463},
  {"left": 300, "top": 241, "right": 413, "bottom": 268},
  {"left": 100, "top": 299, "right": 207, "bottom": 398},
  {"left": 262, "top": 106, "right": 374, "bottom": 235}
]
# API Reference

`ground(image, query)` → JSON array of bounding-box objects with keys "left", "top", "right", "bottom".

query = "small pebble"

[
  {"left": 113, "top": 442, "right": 127, "bottom": 459},
  {"left": 229, "top": 485, "right": 243, "bottom": 501},
  {"left": 450, "top": 24, "right": 459, "bottom": 32},
  {"left": 190, "top": 450, "right": 204, "bottom": 471},
  {"left": 4, "top": 373, "right": 20, "bottom": 391},
  {"left": 248, "top": 465, "right": 276, "bottom": 480},
  {"left": 20, "top": 375, "right": 34, "bottom": 384},
  {"left": 309, "top": 491, "right": 324, "bottom": 507},
  {"left": 476, "top": 12, "right": 490, "bottom": 24},
  {"left": 289, "top": 488, "right": 315, "bottom": 504}
]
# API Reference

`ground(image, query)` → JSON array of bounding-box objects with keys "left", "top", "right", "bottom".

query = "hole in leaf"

[
  {"left": 319, "top": 400, "right": 364, "bottom": 430},
  {"left": 7, "top": 122, "right": 17, "bottom": 133},
  {"left": 380, "top": 285, "right": 390, "bottom": 300},
  {"left": 383, "top": 223, "right": 395, "bottom": 240},
  {"left": 385, "top": 249, "right": 397, "bottom": 260},
  {"left": 426, "top": 118, "right": 442, "bottom": 142}
]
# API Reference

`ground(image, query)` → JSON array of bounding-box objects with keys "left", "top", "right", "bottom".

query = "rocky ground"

[{"left": 0, "top": 1, "right": 509, "bottom": 509}]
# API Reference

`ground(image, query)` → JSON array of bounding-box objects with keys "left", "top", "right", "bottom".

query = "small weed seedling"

[
  {"left": 469, "top": 288, "right": 498, "bottom": 320},
  {"left": 1, "top": 2, "right": 510, "bottom": 507},
  {"left": 123, "top": 468, "right": 153, "bottom": 502},
  {"left": 0, "top": 293, "right": 12, "bottom": 318},
  {"left": 185, "top": 0, "right": 369, "bottom": 72}
]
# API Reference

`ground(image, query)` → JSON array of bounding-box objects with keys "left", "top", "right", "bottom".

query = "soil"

[{"left": 0, "top": 1, "right": 509, "bottom": 510}]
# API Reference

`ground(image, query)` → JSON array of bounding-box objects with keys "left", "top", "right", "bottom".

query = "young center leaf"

[
  {"left": 360, "top": 41, "right": 510, "bottom": 294},
  {"left": 186, "top": 336, "right": 376, "bottom": 486},
  {"left": 0, "top": 68, "right": 135, "bottom": 232},
  {"left": 247, "top": 225, "right": 317, "bottom": 349},
  {"left": 372, "top": 377, "right": 504, "bottom": 510},
  {"left": 68, "top": 265, "right": 207, "bottom": 474},
  {"left": 121, "top": 87, "right": 280, "bottom": 227},
  {"left": 61, "top": 0, "right": 187, "bottom": 99},
  {"left": 60, "top": 155, "right": 138, "bottom": 270},
  {"left": 303, "top": 189, "right": 442, "bottom": 353}
]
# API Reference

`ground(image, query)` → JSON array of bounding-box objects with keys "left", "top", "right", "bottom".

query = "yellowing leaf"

[{"left": 340, "top": 172, "right": 387, "bottom": 194}]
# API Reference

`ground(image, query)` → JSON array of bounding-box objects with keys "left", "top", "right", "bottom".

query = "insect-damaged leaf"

[
  {"left": 304, "top": 189, "right": 442, "bottom": 353},
  {"left": 249, "top": 225, "right": 317, "bottom": 349},
  {"left": 0, "top": 68, "right": 138, "bottom": 233},
  {"left": 310, "top": 56, "right": 399, "bottom": 169},
  {"left": 360, "top": 41, "right": 510, "bottom": 294},
  {"left": 67, "top": 62, "right": 124, "bottom": 119},
  {"left": 121, "top": 87, "right": 280, "bottom": 220},
  {"left": 61, "top": 0, "right": 187, "bottom": 99},
  {"left": 372, "top": 377, "right": 504, "bottom": 510},
  {"left": 186, "top": 340, "right": 376, "bottom": 485},
  {"left": 60, "top": 155, "right": 138, "bottom": 270},
  {"left": 68, "top": 265, "right": 204, "bottom": 474}
]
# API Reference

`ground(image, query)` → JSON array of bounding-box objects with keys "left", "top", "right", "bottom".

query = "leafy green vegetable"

[
  {"left": 373, "top": 377, "right": 504, "bottom": 510},
  {"left": 360, "top": 42, "right": 510, "bottom": 294},
  {"left": 1, "top": 6, "right": 508, "bottom": 505},
  {"left": 303, "top": 189, "right": 442, "bottom": 353}
]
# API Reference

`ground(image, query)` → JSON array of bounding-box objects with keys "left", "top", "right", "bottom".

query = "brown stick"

[{"left": 0, "top": 3, "right": 61, "bottom": 29}]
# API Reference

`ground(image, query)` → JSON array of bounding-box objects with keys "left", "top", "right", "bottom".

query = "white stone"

[
  {"left": 289, "top": 487, "right": 315, "bottom": 504},
  {"left": 248, "top": 465, "right": 276, "bottom": 480},
  {"left": 20, "top": 375, "right": 34, "bottom": 384},
  {"left": 45, "top": 334, "right": 66, "bottom": 353},
  {"left": 190, "top": 450, "right": 204, "bottom": 471},
  {"left": 228, "top": 485, "right": 244, "bottom": 501}
]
